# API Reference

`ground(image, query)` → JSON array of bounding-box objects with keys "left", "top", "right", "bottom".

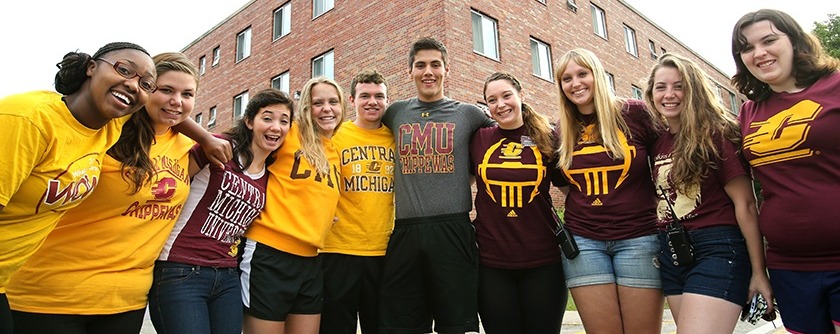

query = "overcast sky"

[{"left": 1, "top": 1, "right": 837, "bottom": 97}]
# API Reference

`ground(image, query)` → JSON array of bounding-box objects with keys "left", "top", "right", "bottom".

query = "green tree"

[{"left": 813, "top": 14, "right": 840, "bottom": 59}]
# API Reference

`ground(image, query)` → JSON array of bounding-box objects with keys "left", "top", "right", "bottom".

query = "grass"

[{"left": 566, "top": 294, "right": 577, "bottom": 311}]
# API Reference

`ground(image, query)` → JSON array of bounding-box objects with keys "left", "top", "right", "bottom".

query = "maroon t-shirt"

[
  {"left": 158, "top": 135, "right": 270, "bottom": 267},
  {"left": 562, "top": 100, "right": 658, "bottom": 240},
  {"left": 739, "top": 72, "right": 840, "bottom": 271},
  {"left": 470, "top": 125, "right": 565, "bottom": 269},
  {"left": 651, "top": 131, "right": 748, "bottom": 230}
]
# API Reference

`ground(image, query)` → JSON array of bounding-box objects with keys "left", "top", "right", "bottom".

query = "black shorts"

[
  {"left": 10, "top": 308, "right": 145, "bottom": 334},
  {"left": 240, "top": 239, "right": 323, "bottom": 321},
  {"left": 320, "top": 253, "right": 384, "bottom": 334},
  {"left": 379, "top": 212, "right": 479, "bottom": 333}
]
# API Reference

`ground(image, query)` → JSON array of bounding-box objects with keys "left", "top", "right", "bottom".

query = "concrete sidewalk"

[{"left": 141, "top": 308, "right": 786, "bottom": 334}]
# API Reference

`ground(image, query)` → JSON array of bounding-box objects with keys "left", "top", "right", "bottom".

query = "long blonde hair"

[
  {"left": 296, "top": 76, "right": 348, "bottom": 175},
  {"left": 645, "top": 53, "right": 740, "bottom": 193},
  {"left": 554, "top": 48, "right": 629, "bottom": 169}
]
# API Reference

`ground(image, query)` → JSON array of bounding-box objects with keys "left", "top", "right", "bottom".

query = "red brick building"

[{"left": 182, "top": 0, "right": 741, "bottom": 132}]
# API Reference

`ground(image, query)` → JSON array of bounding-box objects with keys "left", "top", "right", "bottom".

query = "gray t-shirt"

[{"left": 382, "top": 97, "right": 494, "bottom": 220}]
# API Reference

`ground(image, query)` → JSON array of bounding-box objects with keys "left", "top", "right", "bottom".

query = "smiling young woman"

[
  {"left": 0, "top": 42, "right": 153, "bottom": 334},
  {"left": 3, "top": 52, "right": 209, "bottom": 334},
  {"left": 150, "top": 88, "right": 293, "bottom": 334},
  {"left": 731, "top": 9, "right": 840, "bottom": 334},
  {"left": 553, "top": 48, "right": 663, "bottom": 334}
]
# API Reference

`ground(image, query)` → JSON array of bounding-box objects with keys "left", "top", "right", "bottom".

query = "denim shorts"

[
  {"left": 562, "top": 233, "right": 661, "bottom": 289},
  {"left": 657, "top": 225, "right": 751, "bottom": 306}
]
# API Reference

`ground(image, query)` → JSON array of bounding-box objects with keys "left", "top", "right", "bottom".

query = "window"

[
  {"left": 272, "top": 72, "right": 290, "bottom": 93},
  {"left": 648, "top": 40, "right": 657, "bottom": 59},
  {"left": 591, "top": 4, "right": 607, "bottom": 39},
  {"left": 623, "top": 25, "right": 638, "bottom": 57},
  {"left": 536, "top": 0, "right": 545, "bottom": 4},
  {"left": 471, "top": 10, "right": 499, "bottom": 60},
  {"left": 199, "top": 56, "right": 206, "bottom": 75},
  {"left": 273, "top": 2, "right": 291, "bottom": 40},
  {"left": 195, "top": 112, "right": 203, "bottom": 125},
  {"left": 313, "top": 0, "right": 334, "bottom": 18},
  {"left": 631, "top": 85, "right": 643, "bottom": 100},
  {"left": 661, "top": 47, "right": 667, "bottom": 55},
  {"left": 208, "top": 106, "right": 217, "bottom": 127},
  {"left": 530, "top": 38, "right": 553, "bottom": 81},
  {"left": 236, "top": 27, "right": 252, "bottom": 62},
  {"left": 729, "top": 91, "right": 739, "bottom": 115},
  {"left": 212, "top": 46, "right": 221, "bottom": 66},
  {"left": 606, "top": 72, "right": 615, "bottom": 93},
  {"left": 234, "top": 92, "right": 249, "bottom": 120},
  {"left": 567, "top": 0, "right": 578, "bottom": 12},
  {"left": 312, "top": 50, "right": 334, "bottom": 79}
]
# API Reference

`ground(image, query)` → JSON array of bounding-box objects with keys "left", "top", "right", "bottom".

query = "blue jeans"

[{"left": 148, "top": 261, "right": 242, "bottom": 334}]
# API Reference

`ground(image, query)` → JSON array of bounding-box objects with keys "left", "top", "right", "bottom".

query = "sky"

[{"left": 1, "top": 1, "right": 838, "bottom": 98}]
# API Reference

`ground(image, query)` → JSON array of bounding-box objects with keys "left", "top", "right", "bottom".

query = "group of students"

[{"left": 0, "top": 7, "right": 838, "bottom": 334}]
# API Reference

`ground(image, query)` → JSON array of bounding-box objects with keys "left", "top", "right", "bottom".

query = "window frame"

[
  {"left": 236, "top": 27, "right": 252, "bottom": 63},
  {"left": 194, "top": 112, "right": 203, "bottom": 125},
  {"left": 212, "top": 46, "right": 221, "bottom": 66},
  {"left": 591, "top": 4, "right": 608, "bottom": 39},
  {"left": 623, "top": 25, "right": 638, "bottom": 57},
  {"left": 471, "top": 9, "right": 500, "bottom": 60},
  {"left": 199, "top": 56, "right": 206, "bottom": 75},
  {"left": 208, "top": 106, "right": 217, "bottom": 128},
  {"left": 233, "top": 92, "right": 249, "bottom": 120},
  {"left": 606, "top": 72, "right": 616, "bottom": 93},
  {"left": 271, "top": 71, "right": 290, "bottom": 93},
  {"left": 729, "top": 91, "right": 739, "bottom": 115},
  {"left": 313, "top": 0, "right": 334, "bottom": 19},
  {"left": 631, "top": 85, "right": 643, "bottom": 100},
  {"left": 312, "top": 50, "right": 335, "bottom": 79},
  {"left": 273, "top": 2, "right": 292, "bottom": 41},
  {"left": 530, "top": 37, "right": 553, "bottom": 81},
  {"left": 648, "top": 40, "right": 657, "bottom": 59}
]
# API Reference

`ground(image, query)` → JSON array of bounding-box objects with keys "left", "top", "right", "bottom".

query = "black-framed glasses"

[{"left": 96, "top": 58, "right": 157, "bottom": 93}]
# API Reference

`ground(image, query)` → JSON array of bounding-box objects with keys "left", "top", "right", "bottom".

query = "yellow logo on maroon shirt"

[
  {"left": 564, "top": 128, "right": 635, "bottom": 197},
  {"left": 743, "top": 100, "right": 822, "bottom": 167},
  {"left": 477, "top": 139, "right": 545, "bottom": 208}
]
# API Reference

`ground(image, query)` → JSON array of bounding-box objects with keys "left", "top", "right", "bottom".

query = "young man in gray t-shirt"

[{"left": 379, "top": 37, "right": 493, "bottom": 334}]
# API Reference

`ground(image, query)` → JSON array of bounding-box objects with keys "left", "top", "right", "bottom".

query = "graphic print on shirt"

[
  {"left": 290, "top": 149, "right": 340, "bottom": 188},
  {"left": 652, "top": 154, "right": 700, "bottom": 223},
  {"left": 397, "top": 122, "right": 456, "bottom": 174},
  {"left": 38, "top": 153, "right": 101, "bottom": 213},
  {"left": 743, "top": 99, "right": 823, "bottom": 167},
  {"left": 477, "top": 139, "right": 545, "bottom": 217},
  {"left": 204, "top": 171, "right": 266, "bottom": 245},
  {"left": 340, "top": 145, "right": 396, "bottom": 193},
  {"left": 122, "top": 155, "right": 189, "bottom": 220},
  {"left": 564, "top": 125, "right": 635, "bottom": 206}
]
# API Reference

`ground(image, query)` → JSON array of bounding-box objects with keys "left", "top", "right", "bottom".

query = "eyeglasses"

[{"left": 96, "top": 58, "right": 157, "bottom": 93}]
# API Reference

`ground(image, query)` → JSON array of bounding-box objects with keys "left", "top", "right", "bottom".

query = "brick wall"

[{"left": 182, "top": 0, "right": 740, "bottom": 209}]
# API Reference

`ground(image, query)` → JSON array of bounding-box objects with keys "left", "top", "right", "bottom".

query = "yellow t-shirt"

[
  {"left": 6, "top": 130, "right": 193, "bottom": 314},
  {"left": 0, "top": 91, "right": 127, "bottom": 294},
  {"left": 246, "top": 124, "right": 341, "bottom": 257},
  {"left": 322, "top": 121, "right": 395, "bottom": 256}
]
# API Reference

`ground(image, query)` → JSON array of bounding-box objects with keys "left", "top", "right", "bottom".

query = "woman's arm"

[
  {"left": 724, "top": 175, "right": 774, "bottom": 314},
  {"left": 172, "top": 118, "right": 231, "bottom": 167}
]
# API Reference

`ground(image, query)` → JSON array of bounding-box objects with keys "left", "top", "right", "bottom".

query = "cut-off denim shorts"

[
  {"left": 562, "top": 233, "right": 661, "bottom": 289},
  {"left": 657, "top": 225, "right": 751, "bottom": 306}
]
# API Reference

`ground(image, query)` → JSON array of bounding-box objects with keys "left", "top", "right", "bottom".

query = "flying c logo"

[
  {"left": 151, "top": 177, "right": 177, "bottom": 201},
  {"left": 743, "top": 100, "right": 822, "bottom": 167}
]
